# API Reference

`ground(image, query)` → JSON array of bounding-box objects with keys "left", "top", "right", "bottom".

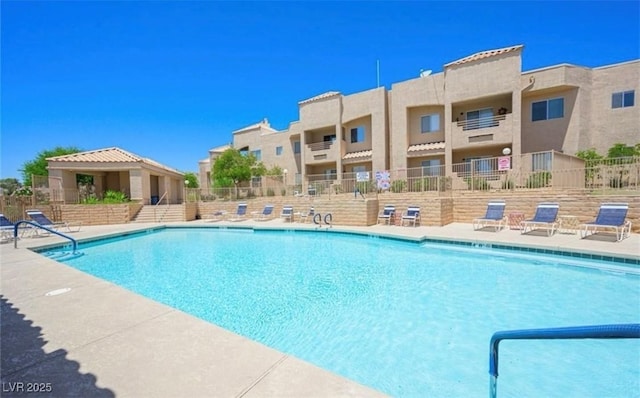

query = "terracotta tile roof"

[
  {"left": 47, "top": 147, "right": 142, "bottom": 163},
  {"left": 299, "top": 91, "right": 341, "bottom": 105},
  {"left": 233, "top": 119, "right": 276, "bottom": 134},
  {"left": 209, "top": 144, "right": 231, "bottom": 153},
  {"left": 407, "top": 142, "right": 446, "bottom": 152},
  {"left": 343, "top": 150, "right": 373, "bottom": 160},
  {"left": 47, "top": 147, "right": 183, "bottom": 175},
  {"left": 445, "top": 45, "right": 523, "bottom": 67}
]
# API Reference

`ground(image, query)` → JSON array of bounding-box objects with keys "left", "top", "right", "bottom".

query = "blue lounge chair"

[
  {"left": 473, "top": 200, "right": 506, "bottom": 231},
  {"left": 520, "top": 203, "right": 559, "bottom": 236},
  {"left": 378, "top": 205, "right": 396, "bottom": 225},
  {"left": 281, "top": 205, "right": 294, "bottom": 222},
  {"left": 252, "top": 204, "right": 274, "bottom": 221},
  {"left": 401, "top": 206, "right": 420, "bottom": 227},
  {"left": 0, "top": 214, "right": 15, "bottom": 242},
  {"left": 581, "top": 203, "right": 631, "bottom": 242},
  {"left": 228, "top": 203, "right": 248, "bottom": 222},
  {"left": 26, "top": 209, "right": 81, "bottom": 233}
]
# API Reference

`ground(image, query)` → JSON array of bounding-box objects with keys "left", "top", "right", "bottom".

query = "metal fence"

[{"left": 5, "top": 154, "right": 637, "bottom": 208}]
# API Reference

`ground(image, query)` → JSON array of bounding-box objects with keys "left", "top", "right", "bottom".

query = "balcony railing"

[
  {"left": 456, "top": 114, "right": 506, "bottom": 131},
  {"left": 307, "top": 141, "right": 334, "bottom": 151},
  {"left": 451, "top": 114, "right": 512, "bottom": 149}
]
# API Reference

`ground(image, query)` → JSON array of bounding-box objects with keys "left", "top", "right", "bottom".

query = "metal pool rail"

[
  {"left": 14, "top": 221, "right": 78, "bottom": 253},
  {"left": 489, "top": 323, "right": 640, "bottom": 398}
]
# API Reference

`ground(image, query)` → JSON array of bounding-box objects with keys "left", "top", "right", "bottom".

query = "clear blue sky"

[{"left": 2, "top": 1, "right": 639, "bottom": 182}]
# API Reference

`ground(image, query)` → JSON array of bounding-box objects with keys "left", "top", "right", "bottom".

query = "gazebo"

[{"left": 46, "top": 147, "right": 184, "bottom": 204}]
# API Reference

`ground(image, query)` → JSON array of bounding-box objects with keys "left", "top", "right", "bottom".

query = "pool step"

[{"left": 44, "top": 251, "right": 85, "bottom": 262}]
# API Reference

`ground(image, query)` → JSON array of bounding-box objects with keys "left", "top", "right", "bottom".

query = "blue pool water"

[{"left": 54, "top": 228, "right": 639, "bottom": 397}]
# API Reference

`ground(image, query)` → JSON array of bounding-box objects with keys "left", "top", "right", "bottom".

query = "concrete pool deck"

[{"left": 1, "top": 220, "right": 638, "bottom": 397}]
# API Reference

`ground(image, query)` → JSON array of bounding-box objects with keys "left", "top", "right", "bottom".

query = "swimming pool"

[{"left": 51, "top": 228, "right": 640, "bottom": 397}]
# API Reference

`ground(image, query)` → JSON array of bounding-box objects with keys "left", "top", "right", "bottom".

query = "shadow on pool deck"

[{"left": 0, "top": 295, "right": 115, "bottom": 397}]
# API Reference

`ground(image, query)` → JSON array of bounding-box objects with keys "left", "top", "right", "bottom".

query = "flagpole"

[{"left": 376, "top": 59, "right": 380, "bottom": 88}]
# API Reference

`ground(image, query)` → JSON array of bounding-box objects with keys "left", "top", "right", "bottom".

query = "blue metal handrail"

[
  {"left": 489, "top": 323, "right": 640, "bottom": 398},
  {"left": 14, "top": 221, "right": 78, "bottom": 253}
]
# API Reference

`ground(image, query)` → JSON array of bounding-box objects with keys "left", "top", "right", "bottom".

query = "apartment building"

[{"left": 199, "top": 45, "right": 639, "bottom": 189}]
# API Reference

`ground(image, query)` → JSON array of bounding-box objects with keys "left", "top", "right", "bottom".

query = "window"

[
  {"left": 612, "top": 90, "right": 635, "bottom": 108},
  {"left": 532, "top": 152, "right": 552, "bottom": 171},
  {"left": 350, "top": 126, "right": 365, "bottom": 143},
  {"left": 353, "top": 166, "right": 367, "bottom": 173},
  {"left": 420, "top": 114, "right": 440, "bottom": 133},
  {"left": 421, "top": 159, "right": 441, "bottom": 176},
  {"left": 325, "top": 169, "right": 337, "bottom": 179},
  {"left": 293, "top": 141, "right": 301, "bottom": 154},
  {"left": 465, "top": 108, "right": 494, "bottom": 130},
  {"left": 250, "top": 150, "right": 261, "bottom": 161},
  {"left": 323, "top": 134, "right": 336, "bottom": 142},
  {"left": 276, "top": 146, "right": 283, "bottom": 156},
  {"left": 532, "top": 98, "right": 564, "bottom": 121}
]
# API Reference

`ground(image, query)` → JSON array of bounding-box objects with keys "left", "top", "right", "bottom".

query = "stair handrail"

[
  {"left": 13, "top": 221, "right": 78, "bottom": 253},
  {"left": 154, "top": 191, "right": 168, "bottom": 222},
  {"left": 489, "top": 323, "right": 640, "bottom": 398}
]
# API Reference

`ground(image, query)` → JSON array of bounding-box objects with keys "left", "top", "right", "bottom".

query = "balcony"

[
  {"left": 451, "top": 113, "right": 513, "bottom": 149},
  {"left": 305, "top": 140, "right": 341, "bottom": 165}
]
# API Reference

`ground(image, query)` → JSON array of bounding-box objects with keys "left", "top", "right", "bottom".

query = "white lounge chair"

[
  {"left": 473, "top": 201, "right": 506, "bottom": 232},
  {"left": 378, "top": 205, "right": 396, "bottom": 225},
  {"left": 581, "top": 203, "right": 631, "bottom": 242},
  {"left": 281, "top": 205, "right": 294, "bottom": 222},
  {"left": 252, "top": 204, "right": 274, "bottom": 221},
  {"left": 228, "top": 203, "right": 248, "bottom": 222},
  {"left": 521, "top": 203, "right": 559, "bottom": 237},
  {"left": 401, "top": 206, "right": 420, "bottom": 227}
]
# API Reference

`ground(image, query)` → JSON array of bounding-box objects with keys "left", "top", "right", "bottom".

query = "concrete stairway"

[{"left": 133, "top": 204, "right": 185, "bottom": 223}]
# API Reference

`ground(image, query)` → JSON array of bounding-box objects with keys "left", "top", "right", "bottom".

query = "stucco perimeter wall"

[
  {"left": 453, "top": 192, "right": 640, "bottom": 232},
  {"left": 184, "top": 203, "right": 198, "bottom": 221},
  {"left": 52, "top": 204, "right": 142, "bottom": 225}
]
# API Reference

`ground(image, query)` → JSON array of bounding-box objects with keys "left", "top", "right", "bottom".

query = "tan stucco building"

[
  {"left": 47, "top": 147, "right": 185, "bottom": 204},
  {"left": 200, "top": 45, "right": 639, "bottom": 189}
]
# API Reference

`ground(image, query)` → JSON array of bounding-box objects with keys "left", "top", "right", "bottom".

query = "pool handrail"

[
  {"left": 489, "top": 323, "right": 640, "bottom": 398},
  {"left": 13, "top": 220, "right": 78, "bottom": 253}
]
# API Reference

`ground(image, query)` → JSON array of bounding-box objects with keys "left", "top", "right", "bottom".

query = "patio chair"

[
  {"left": 299, "top": 207, "right": 314, "bottom": 223},
  {"left": 378, "top": 205, "right": 396, "bottom": 225},
  {"left": 472, "top": 200, "right": 506, "bottom": 232},
  {"left": 206, "top": 210, "right": 226, "bottom": 222},
  {"left": 228, "top": 203, "right": 248, "bottom": 222},
  {"left": 25, "top": 209, "right": 82, "bottom": 233},
  {"left": 281, "top": 205, "right": 294, "bottom": 222},
  {"left": 0, "top": 214, "right": 16, "bottom": 242},
  {"left": 401, "top": 206, "right": 420, "bottom": 227},
  {"left": 252, "top": 204, "right": 274, "bottom": 221},
  {"left": 580, "top": 203, "right": 631, "bottom": 242},
  {"left": 520, "top": 203, "right": 559, "bottom": 237}
]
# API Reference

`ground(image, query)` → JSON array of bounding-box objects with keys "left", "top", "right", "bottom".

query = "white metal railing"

[
  {"left": 456, "top": 114, "right": 506, "bottom": 131},
  {"left": 153, "top": 191, "right": 168, "bottom": 222},
  {"left": 307, "top": 141, "right": 334, "bottom": 151}
]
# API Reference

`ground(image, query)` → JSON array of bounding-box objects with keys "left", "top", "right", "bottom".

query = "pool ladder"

[
  {"left": 489, "top": 323, "right": 640, "bottom": 398},
  {"left": 13, "top": 220, "right": 79, "bottom": 253}
]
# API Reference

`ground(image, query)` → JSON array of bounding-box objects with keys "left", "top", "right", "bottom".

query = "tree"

[
  {"left": 607, "top": 143, "right": 640, "bottom": 158},
  {"left": 20, "top": 146, "right": 83, "bottom": 187},
  {"left": 0, "top": 178, "right": 21, "bottom": 196},
  {"left": 212, "top": 148, "right": 263, "bottom": 197},
  {"left": 183, "top": 172, "right": 199, "bottom": 188}
]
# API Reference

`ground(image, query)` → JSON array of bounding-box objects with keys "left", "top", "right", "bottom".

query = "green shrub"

[
  {"left": 526, "top": 172, "right": 551, "bottom": 188},
  {"left": 391, "top": 180, "right": 406, "bottom": 193},
  {"left": 266, "top": 188, "right": 275, "bottom": 197},
  {"left": 281, "top": 188, "right": 287, "bottom": 196},
  {"left": 356, "top": 181, "right": 373, "bottom": 194},
  {"left": 502, "top": 179, "right": 514, "bottom": 189},
  {"left": 465, "top": 177, "right": 490, "bottom": 190},
  {"left": 103, "top": 190, "right": 128, "bottom": 203}
]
